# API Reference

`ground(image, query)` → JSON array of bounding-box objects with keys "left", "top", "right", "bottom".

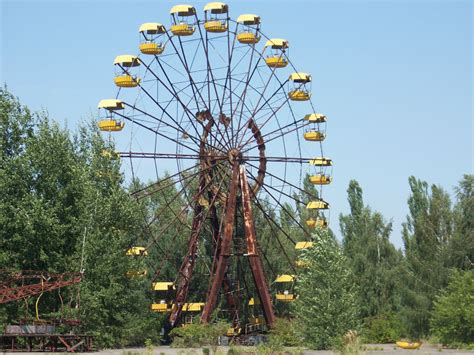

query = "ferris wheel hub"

[{"left": 227, "top": 148, "right": 242, "bottom": 164}]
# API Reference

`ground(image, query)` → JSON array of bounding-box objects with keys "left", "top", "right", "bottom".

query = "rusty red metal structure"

[
  {"left": 99, "top": 3, "right": 331, "bottom": 333},
  {"left": 0, "top": 270, "right": 82, "bottom": 304}
]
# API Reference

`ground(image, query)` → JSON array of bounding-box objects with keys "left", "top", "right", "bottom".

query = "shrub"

[
  {"left": 431, "top": 270, "right": 474, "bottom": 346},
  {"left": 169, "top": 322, "right": 229, "bottom": 348},
  {"left": 362, "top": 312, "right": 404, "bottom": 343}
]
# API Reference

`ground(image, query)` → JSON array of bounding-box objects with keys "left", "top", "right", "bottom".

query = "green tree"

[
  {"left": 340, "top": 180, "right": 402, "bottom": 321},
  {"left": 293, "top": 229, "right": 358, "bottom": 349},
  {"left": 448, "top": 175, "right": 474, "bottom": 270},
  {"left": 401, "top": 176, "right": 453, "bottom": 337},
  {"left": 431, "top": 270, "right": 474, "bottom": 346}
]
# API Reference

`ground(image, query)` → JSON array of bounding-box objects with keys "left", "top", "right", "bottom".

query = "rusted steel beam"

[
  {"left": 201, "top": 161, "right": 240, "bottom": 323},
  {"left": 239, "top": 165, "right": 276, "bottom": 327},
  {"left": 168, "top": 203, "right": 205, "bottom": 327},
  {"left": 0, "top": 272, "right": 82, "bottom": 304}
]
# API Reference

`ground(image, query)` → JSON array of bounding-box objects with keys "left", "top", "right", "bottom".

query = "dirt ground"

[{"left": 32, "top": 343, "right": 472, "bottom": 355}]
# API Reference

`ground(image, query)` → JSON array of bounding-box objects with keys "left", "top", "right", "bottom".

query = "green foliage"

[
  {"left": 340, "top": 180, "right": 402, "bottom": 320},
  {"left": 401, "top": 176, "right": 453, "bottom": 337},
  {"left": 169, "top": 322, "right": 229, "bottom": 348},
  {"left": 361, "top": 312, "right": 404, "bottom": 343},
  {"left": 0, "top": 87, "right": 158, "bottom": 347},
  {"left": 431, "top": 270, "right": 474, "bottom": 346},
  {"left": 266, "top": 318, "right": 302, "bottom": 348},
  {"left": 292, "top": 229, "right": 359, "bottom": 349}
]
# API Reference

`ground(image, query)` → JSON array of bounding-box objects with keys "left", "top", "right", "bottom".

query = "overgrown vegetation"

[{"left": 0, "top": 87, "right": 472, "bottom": 350}]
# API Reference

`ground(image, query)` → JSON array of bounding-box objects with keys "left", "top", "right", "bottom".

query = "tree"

[
  {"left": 340, "top": 180, "right": 402, "bottom": 321},
  {"left": 401, "top": 176, "right": 453, "bottom": 337},
  {"left": 431, "top": 270, "right": 474, "bottom": 346},
  {"left": 293, "top": 229, "right": 358, "bottom": 349},
  {"left": 448, "top": 175, "right": 474, "bottom": 270}
]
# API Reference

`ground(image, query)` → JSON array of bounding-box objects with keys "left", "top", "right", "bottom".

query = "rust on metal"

[{"left": 239, "top": 165, "right": 276, "bottom": 327}]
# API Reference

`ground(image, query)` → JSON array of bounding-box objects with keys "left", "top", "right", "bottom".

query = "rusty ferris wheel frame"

[{"left": 98, "top": 3, "right": 330, "bottom": 330}]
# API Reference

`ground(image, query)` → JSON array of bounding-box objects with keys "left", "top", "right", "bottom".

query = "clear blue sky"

[{"left": 1, "top": 0, "right": 472, "bottom": 249}]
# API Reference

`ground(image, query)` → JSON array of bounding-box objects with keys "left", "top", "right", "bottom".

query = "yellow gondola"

[
  {"left": 126, "top": 270, "right": 147, "bottom": 278},
  {"left": 307, "top": 200, "right": 330, "bottom": 210},
  {"left": 151, "top": 302, "right": 172, "bottom": 312},
  {"left": 139, "top": 23, "right": 166, "bottom": 55},
  {"left": 295, "top": 241, "right": 314, "bottom": 250},
  {"left": 126, "top": 246, "right": 148, "bottom": 256},
  {"left": 236, "top": 14, "right": 261, "bottom": 44},
  {"left": 303, "top": 130, "right": 325, "bottom": 141},
  {"left": 306, "top": 217, "right": 328, "bottom": 228},
  {"left": 309, "top": 174, "right": 332, "bottom": 185},
  {"left": 304, "top": 113, "right": 327, "bottom": 123},
  {"left": 275, "top": 274, "right": 296, "bottom": 302},
  {"left": 97, "top": 99, "right": 125, "bottom": 132},
  {"left": 152, "top": 282, "right": 175, "bottom": 291},
  {"left": 113, "top": 55, "right": 141, "bottom": 88},
  {"left": 264, "top": 39, "right": 289, "bottom": 68},
  {"left": 396, "top": 341, "right": 422, "bottom": 350},
  {"left": 170, "top": 5, "right": 196, "bottom": 36},
  {"left": 204, "top": 2, "right": 228, "bottom": 33},
  {"left": 308, "top": 157, "right": 332, "bottom": 166},
  {"left": 288, "top": 72, "right": 311, "bottom": 101}
]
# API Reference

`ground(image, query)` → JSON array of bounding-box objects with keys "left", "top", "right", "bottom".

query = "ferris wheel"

[{"left": 97, "top": 2, "right": 333, "bottom": 332}]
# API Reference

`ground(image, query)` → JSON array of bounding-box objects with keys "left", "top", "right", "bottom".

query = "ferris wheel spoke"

[
  {"left": 138, "top": 60, "right": 204, "bottom": 142},
  {"left": 241, "top": 120, "right": 311, "bottom": 154},
  {"left": 249, "top": 191, "right": 298, "bottom": 274},
  {"left": 245, "top": 168, "right": 311, "bottom": 239},
  {"left": 166, "top": 33, "right": 233, "bottom": 151},
  {"left": 131, "top": 162, "right": 204, "bottom": 200},
  {"left": 113, "top": 110, "right": 201, "bottom": 155},
  {"left": 246, "top": 160, "right": 318, "bottom": 199}
]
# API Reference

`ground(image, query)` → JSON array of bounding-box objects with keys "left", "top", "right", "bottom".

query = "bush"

[
  {"left": 431, "top": 270, "right": 474, "bottom": 346},
  {"left": 362, "top": 312, "right": 404, "bottom": 343},
  {"left": 169, "top": 322, "right": 229, "bottom": 348},
  {"left": 292, "top": 229, "right": 359, "bottom": 349},
  {"left": 267, "top": 318, "right": 302, "bottom": 348}
]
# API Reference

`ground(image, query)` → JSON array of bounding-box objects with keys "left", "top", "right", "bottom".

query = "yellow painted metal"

[
  {"left": 295, "top": 241, "right": 314, "bottom": 250},
  {"left": 264, "top": 38, "right": 289, "bottom": 49},
  {"left": 126, "top": 246, "right": 148, "bottom": 256},
  {"left": 98, "top": 99, "right": 124, "bottom": 110},
  {"left": 152, "top": 282, "right": 175, "bottom": 291},
  {"left": 304, "top": 130, "right": 325, "bottom": 141},
  {"left": 204, "top": 20, "right": 227, "bottom": 33},
  {"left": 396, "top": 342, "right": 422, "bottom": 350},
  {"left": 204, "top": 2, "right": 228, "bottom": 13},
  {"left": 226, "top": 327, "right": 241, "bottom": 336},
  {"left": 306, "top": 200, "right": 330, "bottom": 210},
  {"left": 276, "top": 293, "right": 297, "bottom": 302},
  {"left": 139, "top": 42, "right": 165, "bottom": 55},
  {"left": 288, "top": 90, "right": 310, "bottom": 101},
  {"left": 151, "top": 303, "right": 171, "bottom": 312},
  {"left": 126, "top": 270, "right": 147, "bottom": 277},
  {"left": 308, "top": 157, "right": 332, "bottom": 166},
  {"left": 248, "top": 297, "right": 260, "bottom": 306},
  {"left": 237, "top": 32, "right": 260, "bottom": 44},
  {"left": 265, "top": 56, "right": 288, "bottom": 68},
  {"left": 182, "top": 302, "right": 205, "bottom": 312},
  {"left": 304, "top": 113, "right": 327, "bottom": 123},
  {"left": 171, "top": 24, "right": 195, "bottom": 36},
  {"left": 114, "top": 75, "right": 141, "bottom": 88},
  {"left": 98, "top": 119, "right": 124, "bottom": 132},
  {"left": 170, "top": 4, "right": 196, "bottom": 16},
  {"left": 236, "top": 14, "right": 260, "bottom": 25},
  {"left": 113, "top": 55, "right": 140, "bottom": 67},
  {"left": 307, "top": 218, "right": 328, "bottom": 228},
  {"left": 139, "top": 22, "right": 166, "bottom": 34},
  {"left": 275, "top": 274, "right": 295, "bottom": 283},
  {"left": 309, "top": 174, "right": 332, "bottom": 185},
  {"left": 289, "top": 72, "right": 311, "bottom": 82}
]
